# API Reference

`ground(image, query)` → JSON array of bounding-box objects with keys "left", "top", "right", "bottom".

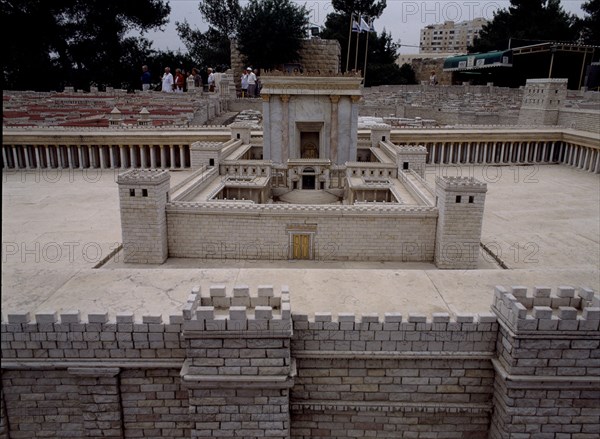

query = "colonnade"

[
  {"left": 395, "top": 140, "right": 599, "bottom": 173},
  {"left": 1, "top": 144, "right": 190, "bottom": 170}
]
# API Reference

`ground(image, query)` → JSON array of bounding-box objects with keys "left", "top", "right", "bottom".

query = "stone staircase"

[{"left": 278, "top": 189, "right": 341, "bottom": 205}]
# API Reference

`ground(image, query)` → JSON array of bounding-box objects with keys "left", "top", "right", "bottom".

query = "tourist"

[
  {"left": 161, "top": 67, "right": 173, "bottom": 92},
  {"left": 254, "top": 69, "right": 262, "bottom": 98},
  {"left": 192, "top": 68, "right": 202, "bottom": 91},
  {"left": 174, "top": 68, "right": 185, "bottom": 93},
  {"left": 186, "top": 71, "right": 195, "bottom": 92},
  {"left": 429, "top": 70, "right": 438, "bottom": 85},
  {"left": 241, "top": 69, "right": 249, "bottom": 98},
  {"left": 247, "top": 67, "right": 257, "bottom": 98},
  {"left": 140, "top": 65, "right": 151, "bottom": 91},
  {"left": 207, "top": 68, "right": 215, "bottom": 92}
]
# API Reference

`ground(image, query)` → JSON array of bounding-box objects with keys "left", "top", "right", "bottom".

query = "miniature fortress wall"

[
  {"left": 117, "top": 169, "right": 489, "bottom": 266},
  {"left": 1, "top": 285, "right": 598, "bottom": 438}
]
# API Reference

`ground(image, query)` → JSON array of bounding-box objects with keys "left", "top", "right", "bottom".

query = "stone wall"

[
  {"left": 290, "top": 310, "right": 498, "bottom": 438},
  {"left": 558, "top": 108, "right": 600, "bottom": 134},
  {"left": 1, "top": 285, "right": 598, "bottom": 438},
  {"left": 166, "top": 203, "right": 437, "bottom": 262},
  {"left": 230, "top": 38, "right": 341, "bottom": 90},
  {"left": 410, "top": 58, "right": 451, "bottom": 85}
]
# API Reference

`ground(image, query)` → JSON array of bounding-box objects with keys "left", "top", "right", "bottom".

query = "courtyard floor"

[{"left": 2, "top": 164, "right": 598, "bottom": 318}]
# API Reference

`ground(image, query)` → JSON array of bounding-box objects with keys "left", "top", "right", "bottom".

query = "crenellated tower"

[
  {"left": 435, "top": 176, "right": 487, "bottom": 269},
  {"left": 117, "top": 169, "right": 170, "bottom": 264}
]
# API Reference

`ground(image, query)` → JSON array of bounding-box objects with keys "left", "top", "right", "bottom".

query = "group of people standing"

[
  {"left": 240, "top": 67, "right": 260, "bottom": 98},
  {"left": 140, "top": 64, "right": 209, "bottom": 93},
  {"left": 159, "top": 66, "right": 203, "bottom": 93}
]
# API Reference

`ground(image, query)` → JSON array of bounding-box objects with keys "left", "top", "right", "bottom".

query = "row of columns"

[
  {"left": 560, "top": 142, "right": 600, "bottom": 173},
  {"left": 2, "top": 144, "right": 190, "bottom": 170},
  {"left": 394, "top": 139, "right": 600, "bottom": 173}
]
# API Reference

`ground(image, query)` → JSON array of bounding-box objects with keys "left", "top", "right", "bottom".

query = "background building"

[{"left": 420, "top": 18, "right": 488, "bottom": 54}]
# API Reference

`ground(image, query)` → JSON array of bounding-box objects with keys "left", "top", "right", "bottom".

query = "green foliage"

[
  {"left": 176, "top": 23, "right": 232, "bottom": 69},
  {"left": 331, "top": 0, "right": 386, "bottom": 18},
  {"left": 321, "top": 11, "right": 415, "bottom": 86},
  {"left": 1, "top": 0, "right": 170, "bottom": 91},
  {"left": 580, "top": 0, "right": 600, "bottom": 44},
  {"left": 471, "top": 0, "right": 579, "bottom": 53},
  {"left": 236, "top": 0, "right": 309, "bottom": 69}
]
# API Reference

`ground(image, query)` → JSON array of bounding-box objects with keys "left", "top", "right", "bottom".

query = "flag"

[
  {"left": 360, "top": 16, "right": 370, "bottom": 33},
  {"left": 352, "top": 19, "right": 360, "bottom": 33}
]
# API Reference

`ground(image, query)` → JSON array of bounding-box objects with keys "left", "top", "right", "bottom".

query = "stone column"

[
  {"left": 516, "top": 143, "right": 522, "bottom": 163},
  {"left": 140, "top": 145, "right": 149, "bottom": 169},
  {"left": 430, "top": 143, "right": 436, "bottom": 164},
  {"left": 22, "top": 146, "right": 31, "bottom": 169},
  {"left": 67, "top": 146, "right": 74, "bottom": 168},
  {"left": 45, "top": 146, "right": 52, "bottom": 169},
  {"left": 68, "top": 367, "right": 124, "bottom": 438},
  {"left": 109, "top": 146, "right": 117, "bottom": 169},
  {"left": 79, "top": 146, "right": 85, "bottom": 169},
  {"left": 99, "top": 146, "right": 106, "bottom": 169},
  {"left": 160, "top": 145, "right": 168, "bottom": 169},
  {"left": 179, "top": 145, "right": 186, "bottom": 168},
  {"left": 2, "top": 146, "right": 9, "bottom": 169},
  {"left": 181, "top": 285, "right": 294, "bottom": 439},
  {"left": 120, "top": 146, "right": 127, "bottom": 169},
  {"left": 170, "top": 146, "right": 176, "bottom": 169},
  {"left": 349, "top": 96, "right": 360, "bottom": 163},
  {"left": 500, "top": 143, "right": 505, "bottom": 164},
  {"left": 281, "top": 95, "right": 290, "bottom": 163},
  {"left": 440, "top": 143, "right": 446, "bottom": 164},
  {"left": 594, "top": 150, "right": 600, "bottom": 173},
  {"left": 474, "top": 143, "right": 479, "bottom": 164},
  {"left": 261, "top": 94, "right": 271, "bottom": 161},
  {"left": 329, "top": 95, "right": 339, "bottom": 164}
]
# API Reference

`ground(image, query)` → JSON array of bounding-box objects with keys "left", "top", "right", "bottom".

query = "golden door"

[{"left": 292, "top": 234, "right": 310, "bottom": 259}]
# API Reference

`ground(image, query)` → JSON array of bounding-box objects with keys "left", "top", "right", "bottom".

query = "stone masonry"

[
  {"left": 1, "top": 285, "right": 598, "bottom": 438},
  {"left": 435, "top": 177, "right": 488, "bottom": 269},
  {"left": 117, "top": 169, "right": 170, "bottom": 264}
]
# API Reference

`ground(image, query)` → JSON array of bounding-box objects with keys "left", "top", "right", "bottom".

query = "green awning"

[{"left": 443, "top": 50, "right": 513, "bottom": 71}]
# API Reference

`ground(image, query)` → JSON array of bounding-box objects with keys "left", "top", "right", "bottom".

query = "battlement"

[
  {"left": 117, "top": 169, "right": 170, "bottom": 184},
  {"left": 181, "top": 285, "right": 292, "bottom": 332},
  {"left": 492, "top": 285, "right": 600, "bottom": 331},
  {"left": 525, "top": 78, "right": 569, "bottom": 85},
  {"left": 292, "top": 310, "right": 497, "bottom": 327},
  {"left": 190, "top": 141, "right": 226, "bottom": 150},
  {"left": 396, "top": 145, "right": 428, "bottom": 154},
  {"left": 435, "top": 176, "right": 488, "bottom": 191}
]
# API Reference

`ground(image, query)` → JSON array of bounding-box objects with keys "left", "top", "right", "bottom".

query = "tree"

[
  {"left": 579, "top": 0, "right": 600, "bottom": 44},
  {"left": 471, "top": 0, "right": 579, "bottom": 53},
  {"left": 1, "top": 0, "right": 170, "bottom": 91},
  {"left": 176, "top": 0, "right": 241, "bottom": 67},
  {"left": 331, "top": 0, "right": 386, "bottom": 18},
  {"left": 320, "top": 0, "right": 413, "bottom": 85},
  {"left": 236, "top": 0, "right": 308, "bottom": 69}
]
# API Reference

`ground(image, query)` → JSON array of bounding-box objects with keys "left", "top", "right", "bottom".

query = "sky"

[{"left": 142, "top": 0, "right": 587, "bottom": 55}]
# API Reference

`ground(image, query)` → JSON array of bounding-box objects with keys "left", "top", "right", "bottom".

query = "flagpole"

[
  {"left": 345, "top": 13, "right": 353, "bottom": 72},
  {"left": 354, "top": 24, "right": 360, "bottom": 72},
  {"left": 362, "top": 18, "right": 372, "bottom": 84}
]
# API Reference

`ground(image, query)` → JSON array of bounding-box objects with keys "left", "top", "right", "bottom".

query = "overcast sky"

[{"left": 142, "top": 0, "right": 586, "bottom": 55}]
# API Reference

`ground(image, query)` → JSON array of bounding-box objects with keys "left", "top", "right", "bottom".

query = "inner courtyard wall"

[{"left": 165, "top": 205, "right": 437, "bottom": 262}]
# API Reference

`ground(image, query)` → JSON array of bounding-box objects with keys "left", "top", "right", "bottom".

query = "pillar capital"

[
  {"left": 261, "top": 93, "right": 270, "bottom": 102},
  {"left": 329, "top": 95, "right": 340, "bottom": 104},
  {"left": 280, "top": 94, "right": 290, "bottom": 103}
]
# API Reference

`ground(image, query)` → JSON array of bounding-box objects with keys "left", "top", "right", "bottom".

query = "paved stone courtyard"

[{"left": 2, "top": 164, "right": 598, "bottom": 318}]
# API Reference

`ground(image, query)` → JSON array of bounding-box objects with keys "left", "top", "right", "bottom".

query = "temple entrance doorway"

[
  {"left": 300, "top": 132, "right": 319, "bottom": 158},
  {"left": 302, "top": 175, "right": 316, "bottom": 189}
]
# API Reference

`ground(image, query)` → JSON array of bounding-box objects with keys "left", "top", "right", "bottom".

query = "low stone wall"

[
  {"left": 1, "top": 285, "right": 598, "bottom": 438},
  {"left": 558, "top": 107, "right": 600, "bottom": 134},
  {"left": 166, "top": 203, "right": 438, "bottom": 262},
  {"left": 290, "top": 311, "right": 498, "bottom": 438}
]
